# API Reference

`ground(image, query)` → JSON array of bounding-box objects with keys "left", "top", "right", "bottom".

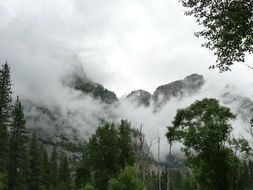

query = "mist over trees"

[
  {"left": 1, "top": 62, "right": 253, "bottom": 189},
  {"left": 0, "top": 0, "right": 253, "bottom": 189},
  {"left": 0, "top": 63, "right": 73, "bottom": 190}
]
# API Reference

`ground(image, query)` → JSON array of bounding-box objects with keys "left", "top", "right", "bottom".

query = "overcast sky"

[
  {"left": 0, "top": 0, "right": 253, "bottom": 97},
  {"left": 2, "top": 0, "right": 253, "bottom": 160}
]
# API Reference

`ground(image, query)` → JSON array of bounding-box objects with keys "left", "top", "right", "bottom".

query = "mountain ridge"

[
  {"left": 22, "top": 66, "right": 253, "bottom": 158},
  {"left": 126, "top": 73, "right": 205, "bottom": 107}
]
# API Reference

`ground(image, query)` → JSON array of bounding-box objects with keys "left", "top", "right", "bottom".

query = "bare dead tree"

[
  {"left": 244, "top": 63, "right": 253, "bottom": 70},
  {"left": 167, "top": 141, "right": 172, "bottom": 190},
  {"left": 137, "top": 124, "right": 157, "bottom": 190},
  {"left": 158, "top": 136, "right": 161, "bottom": 190}
]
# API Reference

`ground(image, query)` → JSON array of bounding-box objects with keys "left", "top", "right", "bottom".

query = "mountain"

[
  {"left": 25, "top": 73, "right": 206, "bottom": 146},
  {"left": 64, "top": 63, "right": 118, "bottom": 104},
  {"left": 22, "top": 67, "right": 253, "bottom": 160},
  {"left": 126, "top": 90, "right": 152, "bottom": 107},
  {"left": 23, "top": 64, "right": 118, "bottom": 155},
  {"left": 221, "top": 89, "right": 253, "bottom": 121},
  {"left": 153, "top": 74, "right": 205, "bottom": 106},
  {"left": 127, "top": 74, "right": 205, "bottom": 107}
]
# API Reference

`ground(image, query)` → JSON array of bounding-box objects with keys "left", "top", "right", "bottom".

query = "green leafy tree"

[
  {"left": 75, "top": 150, "right": 90, "bottom": 189},
  {"left": 8, "top": 97, "right": 29, "bottom": 190},
  {"left": 48, "top": 146, "right": 58, "bottom": 188},
  {"left": 181, "top": 0, "right": 253, "bottom": 72},
  {"left": 0, "top": 172, "right": 6, "bottom": 190},
  {"left": 118, "top": 120, "right": 135, "bottom": 168},
  {"left": 28, "top": 133, "right": 41, "bottom": 190},
  {"left": 85, "top": 123, "right": 120, "bottom": 189},
  {"left": 83, "top": 183, "right": 95, "bottom": 190},
  {"left": 0, "top": 63, "right": 12, "bottom": 176},
  {"left": 76, "top": 121, "right": 136, "bottom": 189},
  {"left": 55, "top": 181, "right": 67, "bottom": 190},
  {"left": 108, "top": 166, "right": 143, "bottom": 190},
  {"left": 166, "top": 98, "right": 251, "bottom": 190}
]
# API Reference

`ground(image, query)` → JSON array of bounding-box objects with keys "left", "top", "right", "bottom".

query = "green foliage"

[
  {"left": 181, "top": 0, "right": 253, "bottom": 72},
  {"left": 73, "top": 76, "right": 118, "bottom": 104},
  {"left": 145, "top": 170, "right": 167, "bottom": 190},
  {"left": 86, "top": 123, "right": 120, "bottom": 189},
  {"left": 48, "top": 146, "right": 58, "bottom": 188},
  {"left": 55, "top": 181, "right": 67, "bottom": 190},
  {"left": 108, "top": 166, "right": 142, "bottom": 190},
  {"left": 83, "top": 183, "right": 95, "bottom": 190},
  {"left": 75, "top": 154, "right": 90, "bottom": 189},
  {"left": 244, "top": 160, "right": 253, "bottom": 188},
  {"left": 0, "top": 63, "right": 12, "bottom": 175},
  {"left": 40, "top": 146, "right": 50, "bottom": 189},
  {"left": 0, "top": 172, "right": 6, "bottom": 190},
  {"left": 166, "top": 98, "right": 251, "bottom": 190},
  {"left": 77, "top": 120, "right": 135, "bottom": 190},
  {"left": 0, "top": 63, "right": 77, "bottom": 190},
  {"left": 28, "top": 133, "right": 42, "bottom": 190},
  {"left": 8, "top": 97, "right": 29, "bottom": 190},
  {"left": 118, "top": 120, "right": 135, "bottom": 168},
  {"left": 58, "top": 152, "right": 71, "bottom": 188}
]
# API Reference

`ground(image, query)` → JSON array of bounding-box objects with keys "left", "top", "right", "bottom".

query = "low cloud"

[{"left": 0, "top": 0, "right": 253, "bottom": 161}]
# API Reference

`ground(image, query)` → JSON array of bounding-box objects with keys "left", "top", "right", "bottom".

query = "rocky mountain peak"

[
  {"left": 153, "top": 74, "right": 205, "bottom": 106},
  {"left": 63, "top": 64, "right": 118, "bottom": 104},
  {"left": 127, "top": 90, "right": 152, "bottom": 107},
  {"left": 126, "top": 74, "right": 205, "bottom": 108}
]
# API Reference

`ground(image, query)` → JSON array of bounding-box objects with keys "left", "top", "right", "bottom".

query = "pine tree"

[
  {"left": 75, "top": 148, "right": 91, "bottom": 189},
  {"left": 8, "top": 97, "right": 29, "bottom": 190},
  {"left": 40, "top": 145, "right": 50, "bottom": 189},
  {"left": 28, "top": 133, "right": 41, "bottom": 190},
  {"left": 48, "top": 146, "right": 58, "bottom": 188},
  {"left": 58, "top": 152, "right": 71, "bottom": 188},
  {"left": 0, "top": 63, "right": 12, "bottom": 174}
]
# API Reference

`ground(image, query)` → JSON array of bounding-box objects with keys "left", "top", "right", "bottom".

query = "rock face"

[
  {"left": 23, "top": 63, "right": 118, "bottom": 155},
  {"left": 22, "top": 69, "right": 253, "bottom": 159},
  {"left": 153, "top": 74, "right": 205, "bottom": 106},
  {"left": 65, "top": 63, "right": 118, "bottom": 104},
  {"left": 126, "top": 74, "right": 205, "bottom": 108},
  {"left": 127, "top": 90, "right": 152, "bottom": 107},
  {"left": 221, "top": 91, "right": 253, "bottom": 120},
  {"left": 24, "top": 101, "right": 83, "bottom": 139},
  {"left": 71, "top": 76, "right": 118, "bottom": 104}
]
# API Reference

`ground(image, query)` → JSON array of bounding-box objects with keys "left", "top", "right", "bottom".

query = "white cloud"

[
  {"left": 0, "top": 0, "right": 253, "bottom": 160},
  {"left": 1, "top": 0, "right": 252, "bottom": 96}
]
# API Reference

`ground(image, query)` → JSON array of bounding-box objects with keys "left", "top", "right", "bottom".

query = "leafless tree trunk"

[
  {"left": 158, "top": 136, "right": 161, "bottom": 190},
  {"left": 167, "top": 142, "right": 172, "bottom": 190},
  {"left": 138, "top": 125, "right": 155, "bottom": 190}
]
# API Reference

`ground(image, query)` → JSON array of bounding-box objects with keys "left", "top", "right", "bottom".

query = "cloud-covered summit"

[
  {"left": 1, "top": 0, "right": 253, "bottom": 160},
  {"left": 1, "top": 0, "right": 252, "bottom": 99}
]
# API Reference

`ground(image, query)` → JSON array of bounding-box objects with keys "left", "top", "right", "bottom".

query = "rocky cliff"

[
  {"left": 126, "top": 90, "right": 152, "bottom": 107},
  {"left": 152, "top": 74, "right": 205, "bottom": 106},
  {"left": 127, "top": 74, "right": 205, "bottom": 108}
]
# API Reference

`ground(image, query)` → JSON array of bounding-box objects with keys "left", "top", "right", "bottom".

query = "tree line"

[
  {"left": 2, "top": 62, "right": 253, "bottom": 190},
  {"left": 0, "top": 63, "right": 72, "bottom": 190},
  {"left": 0, "top": 63, "right": 147, "bottom": 190}
]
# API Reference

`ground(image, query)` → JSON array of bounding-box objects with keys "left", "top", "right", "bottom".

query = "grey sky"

[{"left": 0, "top": 0, "right": 252, "bottom": 97}]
